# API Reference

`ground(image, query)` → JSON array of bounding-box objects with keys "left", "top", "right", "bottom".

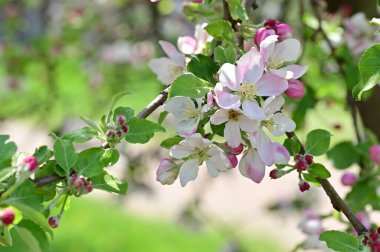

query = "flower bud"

[
  {"left": 299, "top": 180, "right": 310, "bottom": 192},
  {"left": 269, "top": 169, "right": 286, "bottom": 179},
  {"left": 107, "top": 129, "right": 115, "bottom": 138},
  {"left": 23, "top": 156, "right": 39, "bottom": 173},
  {"left": 116, "top": 131, "right": 123, "bottom": 138},
  {"left": 254, "top": 28, "right": 272, "bottom": 47},
  {"left": 304, "top": 154, "right": 313, "bottom": 165},
  {"left": 156, "top": 159, "right": 179, "bottom": 185},
  {"left": 369, "top": 145, "right": 380, "bottom": 164},
  {"left": 225, "top": 143, "right": 244, "bottom": 155},
  {"left": 227, "top": 154, "right": 238, "bottom": 168},
  {"left": 121, "top": 125, "right": 128, "bottom": 133},
  {"left": 192, "top": 0, "right": 203, "bottom": 3},
  {"left": 295, "top": 159, "right": 308, "bottom": 172},
  {"left": 294, "top": 154, "right": 302, "bottom": 161},
  {"left": 117, "top": 115, "right": 126, "bottom": 125},
  {"left": 48, "top": 216, "right": 60, "bottom": 228},
  {"left": 0, "top": 208, "right": 15, "bottom": 226},
  {"left": 275, "top": 23, "right": 292, "bottom": 38},
  {"left": 341, "top": 172, "right": 357, "bottom": 186},
  {"left": 285, "top": 80, "right": 305, "bottom": 99}
]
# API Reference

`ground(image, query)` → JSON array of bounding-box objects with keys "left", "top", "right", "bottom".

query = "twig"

[{"left": 137, "top": 87, "right": 169, "bottom": 119}]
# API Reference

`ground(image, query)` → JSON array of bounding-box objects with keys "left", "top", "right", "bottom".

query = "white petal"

[
  {"left": 272, "top": 38, "right": 301, "bottom": 63},
  {"left": 177, "top": 36, "right": 197, "bottom": 54},
  {"left": 159, "top": 40, "right": 185, "bottom": 66},
  {"left": 256, "top": 129, "right": 275, "bottom": 166},
  {"left": 256, "top": 73, "right": 288, "bottom": 97},
  {"left": 163, "top": 96, "right": 193, "bottom": 119},
  {"left": 206, "top": 149, "right": 228, "bottom": 177},
  {"left": 219, "top": 63, "right": 241, "bottom": 91},
  {"left": 238, "top": 114, "right": 259, "bottom": 133},
  {"left": 170, "top": 144, "right": 194, "bottom": 159},
  {"left": 271, "top": 113, "right": 296, "bottom": 136},
  {"left": 242, "top": 99, "right": 266, "bottom": 120},
  {"left": 239, "top": 149, "right": 266, "bottom": 183},
  {"left": 186, "top": 133, "right": 212, "bottom": 149},
  {"left": 262, "top": 95, "right": 285, "bottom": 116},
  {"left": 271, "top": 65, "right": 308, "bottom": 79},
  {"left": 214, "top": 83, "right": 241, "bottom": 109},
  {"left": 210, "top": 109, "right": 229, "bottom": 125},
  {"left": 237, "top": 48, "right": 264, "bottom": 84},
  {"left": 179, "top": 159, "right": 200, "bottom": 187},
  {"left": 259, "top": 35, "right": 278, "bottom": 62},
  {"left": 224, "top": 121, "right": 242, "bottom": 148},
  {"left": 177, "top": 117, "right": 200, "bottom": 137},
  {"left": 148, "top": 58, "right": 183, "bottom": 85}
]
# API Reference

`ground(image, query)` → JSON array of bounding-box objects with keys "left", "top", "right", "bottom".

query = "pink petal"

[
  {"left": 259, "top": 35, "right": 278, "bottom": 63},
  {"left": 262, "top": 95, "right": 285, "bottom": 116},
  {"left": 273, "top": 142, "right": 290, "bottom": 164},
  {"left": 256, "top": 73, "right": 288, "bottom": 96},
  {"left": 237, "top": 48, "right": 264, "bottom": 84},
  {"left": 256, "top": 129, "right": 275, "bottom": 166},
  {"left": 158, "top": 40, "right": 185, "bottom": 66},
  {"left": 177, "top": 36, "right": 197, "bottom": 54},
  {"left": 239, "top": 149, "right": 266, "bottom": 183},
  {"left": 219, "top": 63, "right": 241, "bottom": 91},
  {"left": 214, "top": 83, "right": 241, "bottom": 109}
]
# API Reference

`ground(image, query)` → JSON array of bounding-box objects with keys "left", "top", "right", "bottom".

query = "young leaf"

[
  {"left": 33, "top": 146, "right": 53, "bottom": 165},
  {"left": 106, "top": 91, "right": 131, "bottom": 123},
  {"left": 205, "top": 20, "right": 234, "bottom": 42},
  {"left": 305, "top": 129, "right": 331, "bottom": 156},
  {"left": 124, "top": 118, "right": 165, "bottom": 144},
  {"left": 353, "top": 44, "right": 380, "bottom": 101},
  {"left": 187, "top": 55, "right": 219, "bottom": 84},
  {"left": 168, "top": 74, "right": 212, "bottom": 99},
  {"left": 54, "top": 138, "right": 78, "bottom": 176},
  {"left": 283, "top": 137, "right": 301, "bottom": 156},
  {"left": 226, "top": 0, "right": 248, "bottom": 21},
  {"left": 92, "top": 171, "right": 128, "bottom": 195},
  {"left": 62, "top": 127, "right": 98, "bottom": 143},
  {"left": 320, "top": 231, "right": 360, "bottom": 252},
  {"left": 75, "top": 148, "right": 105, "bottom": 177},
  {"left": 0, "top": 135, "right": 17, "bottom": 169},
  {"left": 327, "top": 141, "right": 359, "bottom": 169},
  {"left": 80, "top": 116, "right": 102, "bottom": 132},
  {"left": 160, "top": 136, "right": 183, "bottom": 149},
  {"left": 214, "top": 44, "right": 236, "bottom": 65},
  {"left": 307, "top": 163, "right": 331, "bottom": 179},
  {"left": 101, "top": 148, "right": 120, "bottom": 167},
  {"left": 158, "top": 111, "right": 169, "bottom": 125},
  {"left": 15, "top": 220, "right": 49, "bottom": 252}
]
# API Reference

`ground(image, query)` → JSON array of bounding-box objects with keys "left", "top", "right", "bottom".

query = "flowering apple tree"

[{"left": 0, "top": 0, "right": 380, "bottom": 251}]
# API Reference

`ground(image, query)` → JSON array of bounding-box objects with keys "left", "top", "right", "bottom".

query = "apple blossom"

[
  {"left": 285, "top": 79, "right": 305, "bottom": 99},
  {"left": 254, "top": 19, "right": 292, "bottom": 47},
  {"left": 177, "top": 23, "right": 211, "bottom": 55},
  {"left": 148, "top": 41, "right": 186, "bottom": 85},
  {"left": 156, "top": 158, "right": 179, "bottom": 185},
  {"left": 169, "top": 133, "right": 230, "bottom": 187},
  {"left": 163, "top": 96, "right": 208, "bottom": 137},
  {"left": 214, "top": 48, "right": 288, "bottom": 120}
]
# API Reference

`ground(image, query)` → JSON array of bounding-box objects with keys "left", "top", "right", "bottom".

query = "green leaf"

[
  {"left": 80, "top": 116, "right": 102, "bottom": 132},
  {"left": 0, "top": 135, "right": 17, "bottom": 169},
  {"left": 54, "top": 138, "right": 78, "bottom": 176},
  {"left": 303, "top": 173, "right": 320, "bottom": 185},
  {"left": 0, "top": 227, "right": 12, "bottom": 246},
  {"left": 283, "top": 137, "right": 301, "bottom": 156},
  {"left": 305, "top": 129, "right": 331, "bottom": 156},
  {"left": 353, "top": 44, "right": 380, "bottom": 100},
  {"left": 307, "top": 163, "right": 331, "bottom": 179},
  {"left": 168, "top": 74, "right": 212, "bottom": 99},
  {"left": 327, "top": 142, "right": 359, "bottom": 169},
  {"left": 0, "top": 167, "right": 15, "bottom": 183},
  {"left": 33, "top": 146, "right": 53, "bottom": 165},
  {"left": 158, "top": 111, "right": 169, "bottom": 125},
  {"left": 100, "top": 148, "right": 120, "bottom": 167},
  {"left": 15, "top": 220, "right": 49, "bottom": 252},
  {"left": 205, "top": 20, "right": 234, "bottom": 42},
  {"left": 320, "top": 231, "right": 360, "bottom": 252},
  {"left": 211, "top": 123, "right": 225, "bottom": 137},
  {"left": 75, "top": 148, "right": 105, "bottom": 177},
  {"left": 124, "top": 118, "right": 165, "bottom": 144},
  {"left": 226, "top": 0, "right": 248, "bottom": 20},
  {"left": 187, "top": 55, "right": 219, "bottom": 84},
  {"left": 160, "top": 136, "right": 183, "bottom": 149},
  {"left": 112, "top": 106, "right": 134, "bottom": 123},
  {"left": 106, "top": 91, "right": 131, "bottom": 123},
  {"left": 62, "top": 127, "right": 98, "bottom": 143},
  {"left": 346, "top": 179, "right": 380, "bottom": 211},
  {"left": 214, "top": 44, "right": 236, "bottom": 65},
  {"left": 92, "top": 171, "right": 128, "bottom": 195}
]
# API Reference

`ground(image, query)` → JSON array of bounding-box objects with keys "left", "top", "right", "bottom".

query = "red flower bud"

[
  {"left": 116, "top": 131, "right": 122, "bottom": 138},
  {"left": 48, "top": 216, "right": 60, "bottom": 228},
  {"left": 23, "top": 156, "right": 39, "bottom": 172},
  {"left": 285, "top": 80, "right": 305, "bottom": 99},
  {"left": 295, "top": 159, "right": 308, "bottom": 172},
  {"left": 341, "top": 172, "right": 357, "bottom": 186},
  {"left": 107, "top": 130, "right": 115, "bottom": 138},
  {"left": 369, "top": 145, "right": 380, "bottom": 165},
  {"left": 299, "top": 180, "right": 310, "bottom": 192},
  {"left": 1, "top": 208, "right": 15, "bottom": 226},
  {"left": 304, "top": 154, "right": 313, "bottom": 165},
  {"left": 294, "top": 154, "right": 302, "bottom": 161},
  {"left": 269, "top": 169, "right": 286, "bottom": 179},
  {"left": 121, "top": 125, "right": 128, "bottom": 133},
  {"left": 117, "top": 115, "right": 126, "bottom": 125},
  {"left": 192, "top": 0, "right": 203, "bottom": 3}
]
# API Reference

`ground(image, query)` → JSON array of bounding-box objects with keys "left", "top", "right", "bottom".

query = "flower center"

[
  {"left": 228, "top": 110, "right": 241, "bottom": 121},
  {"left": 182, "top": 102, "right": 201, "bottom": 118},
  {"left": 239, "top": 83, "right": 257, "bottom": 100},
  {"left": 268, "top": 58, "right": 284, "bottom": 69},
  {"left": 170, "top": 65, "right": 183, "bottom": 76},
  {"left": 261, "top": 118, "right": 275, "bottom": 131},
  {"left": 193, "top": 147, "right": 210, "bottom": 163}
]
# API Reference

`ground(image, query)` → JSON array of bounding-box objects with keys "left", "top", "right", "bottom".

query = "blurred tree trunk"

[{"left": 326, "top": 0, "right": 380, "bottom": 140}]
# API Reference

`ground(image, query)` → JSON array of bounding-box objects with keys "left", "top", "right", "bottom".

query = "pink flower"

[
  {"left": 23, "top": 156, "right": 39, "bottom": 173},
  {"left": 177, "top": 23, "right": 211, "bottom": 55},
  {"left": 254, "top": 19, "right": 292, "bottom": 47},
  {"left": 156, "top": 158, "right": 179, "bottom": 185},
  {"left": 227, "top": 154, "right": 238, "bottom": 168},
  {"left": 370, "top": 145, "right": 380, "bottom": 164},
  {"left": 285, "top": 79, "right": 305, "bottom": 99},
  {"left": 214, "top": 48, "right": 288, "bottom": 120},
  {"left": 341, "top": 172, "right": 357, "bottom": 186}
]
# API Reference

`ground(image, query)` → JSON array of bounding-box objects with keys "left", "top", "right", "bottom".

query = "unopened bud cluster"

[
  {"left": 362, "top": 228, "right": 380, "bottom": 252},
  {"left": 106, "top": 114, "right": 129, "bottom": 145},
  {"left": 294, "top": 154, "right": 313, "bottom": 172},
  {"left": 48, "top": 215, "right": 60, "bottom": 229},
  {"left": 69, "top": 173, "right": 93, "bottom": 196}
]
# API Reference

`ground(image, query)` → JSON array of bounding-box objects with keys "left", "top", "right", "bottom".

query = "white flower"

[
  {"left": 169, "top": 133, "right": 229, "bottom": 187},
  {"left": 177, "top": 23, "right": 212, "bottom": 55}
]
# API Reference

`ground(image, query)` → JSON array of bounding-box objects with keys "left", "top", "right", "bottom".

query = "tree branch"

[{"left": 137, "top": 87, "right": 169, "bottom": 119}]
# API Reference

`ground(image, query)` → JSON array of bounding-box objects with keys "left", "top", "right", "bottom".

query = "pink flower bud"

[
  {"left": 341, "top": 172, "right": 357, "bottom": 186},
  {"left": 107, "top": 129, "right": 115, "bottom": 138},
  {"left": 116, "top": 131, "right": 122, "bottom": 138},
  {"left": 48, "top": 216, "right": 60, "bottom": 228},
  {"left": 304, "top": 154, "right": 313, "bottom": 165},
  {"left": 275, "top": 23, "right": 292, "bottom": 38},
  {"left": 1, "top": 208, "right": 15, "bottom": 226},
  {"left": 294, "top": 154, "right": 302, "bottom": 161},
  {"left": 225, "top": 143, "right": 244, "bottom": 155},
  {"left": 117, "top": 115, "right": 126, "bottom": 125},
  {"left": 269, "top": 169, "right": 285, "bottom": 179},
  {"left": 192, "top": 0, "right": 203, "bottom": 3},
  {"left": 227, "top": 154, "right": 238, "bottom": 168},
  {"left": 299, "top": 180, "right": 310, "bottom": 192},
  {"left": 85, "top": 182, "right": 93, "bottom": 193},
  {"left": 369, "top": 145, "right": 380, "bottom": 164},
  {"left": 254, "top": 28, "right": 272, "bottom": 47},
  {"left": 295, "top": 159, "right": 308, "bottom": 172},
  {"left": 23, "top": 156, "right": 39, "bottom": 172},
  {"left": 121, "top": 125, "right": 128, "bottom": 133},
  {"left": 285, "top": 80, "right": 305, "bottom": 99},
  {"left": 156, "top": 159, "right": 179, "bottom": 185}
]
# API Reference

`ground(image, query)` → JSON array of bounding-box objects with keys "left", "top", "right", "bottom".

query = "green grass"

[{"left": 2, "top": 198, "right": 282, "bottom": 252}]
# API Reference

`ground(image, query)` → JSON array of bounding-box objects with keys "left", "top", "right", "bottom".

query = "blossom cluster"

[{"left": 150, "top": 20, "right": 308, "bottom": 187}]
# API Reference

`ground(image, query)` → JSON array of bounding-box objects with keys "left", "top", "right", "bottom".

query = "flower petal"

[
  {"left": 159, "top": 40, "right": 185, "bottom": 66},
  {"left": 271, "top": 65, "right": 308, "bottom": 79},
  {"left": 214, "top": 83, "right": 241, "bottom": 109},
  {"left": 219, "top": 63, "right": 241, "bottom": 91},
  {"left": 170, "top": 143, "right": 194, "bottom": 159},
  {"left": 224, "top": 121, "right": 242, "bottom": 148},
  {"left": 177, "top": 117, "right": 199, "bottom": 137},
  {"left": 237, "top": 48, "right": 264, "bottom": 84},
  {"left": 256, "top": 73, "right": 288, "bottom": 97},
  {"left": 262, "top": 95, "right": 285, "bottom": 116},
  {"left": 163, "top": 96, "right": 193, "bottom": 120},
  {"left": 177, "top": 36, "right": 198, "bottom": 54},
  {"left": 256, "top": 129, "right": 275, "bottom": 166},
  {"left": 242, "top": 99, "right": 266, "bottom": 120},
  {"left": 239, "top": 149, "right": 266, "bottom": 183},
  {"left": 179, "top": 159, "right": 200, "bottom": 187},
  {"left": 239, "top": 114, "right": 259, "bottom": 133},
  {"left": 148, "top": 58, "right": 183, "bottom": 85},
  {"left": 272, "top": 38, "right": 301, "bottom": 63},
  {"left": 273, "top": 142, "right": 290, "bottom": 164},
  {"left": 260, "top": 35, "right": 278, "bottom": 63},
  {"left": 210, "top": 109, "right": 229, "bottom": 125},
  {"left": 271, "top": 113, "right": 296, "bottom": 136}
]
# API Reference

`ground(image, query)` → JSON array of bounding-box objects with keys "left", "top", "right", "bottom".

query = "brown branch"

[
  {"left": 137, "top": 87, "right": 169, "bottom": 119},
  {"left": 34, "top": 175, "right": 65, "bottom": 187}
]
